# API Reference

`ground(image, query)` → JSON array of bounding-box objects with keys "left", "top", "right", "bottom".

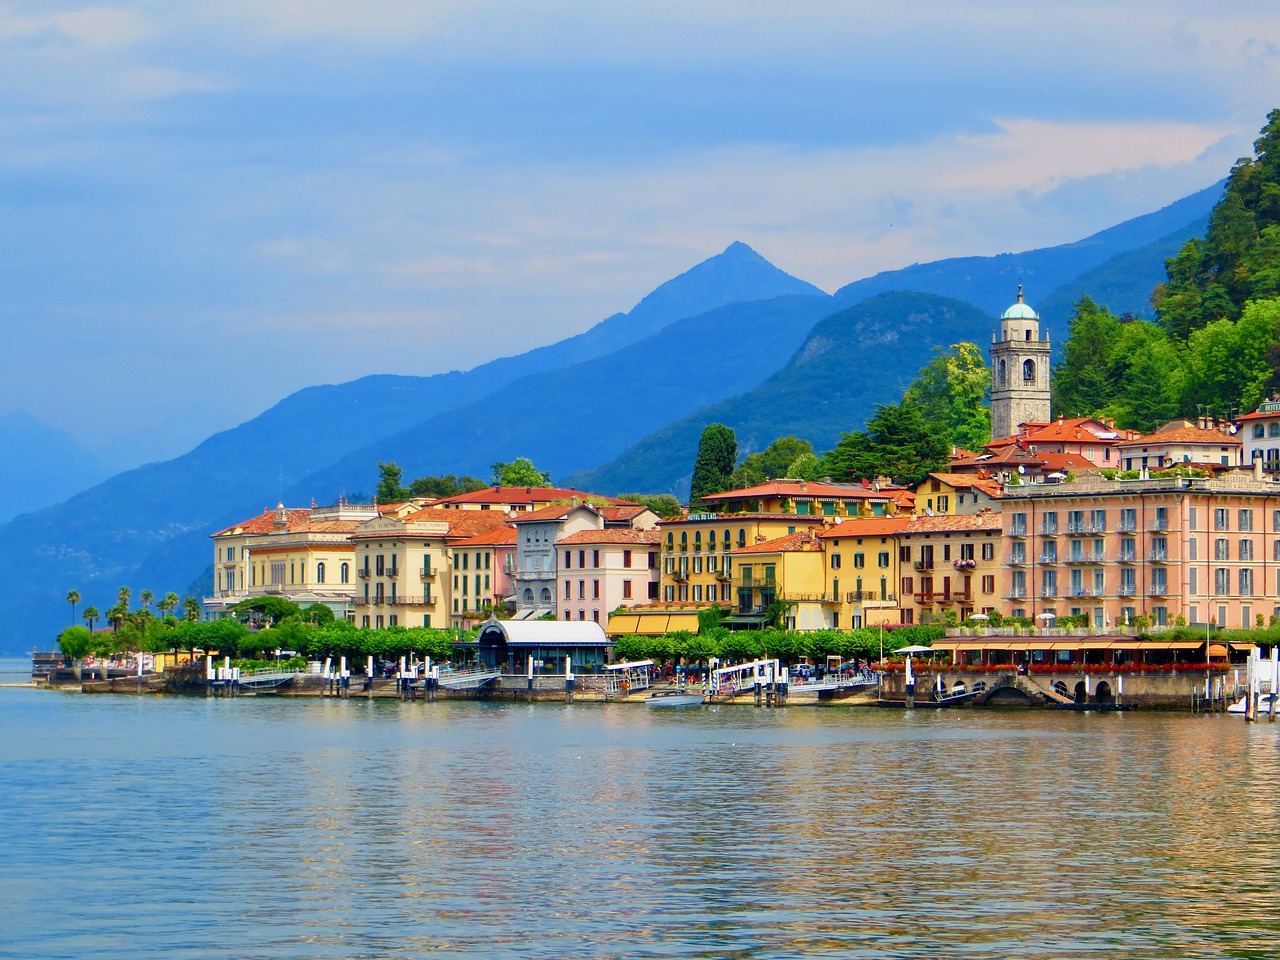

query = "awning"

[
  {"left": 608, "top": 615, "right": 640, "bottom": 634},
  {"left": 605, "top": 612, "right": 702, "bottom": 636}
]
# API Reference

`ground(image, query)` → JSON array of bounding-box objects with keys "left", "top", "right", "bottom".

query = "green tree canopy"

[
  {"left": 901, "top": 342, "right": 990, "bottom": 451},
  {"left": 1051, "top": 297, "right": 1124, "bottom": 418},
  {"left": 616, "top": 493, "right": 684, "bottom": 518},
  {"left": 690, "top": 424, "right": 738, "bottom": 503},
  {"left": 408, "top": 474, "right": 488, "bottom": 498},
  {"left": 491, "top": 458, "right": 552, "bottom": 487},
  {"left": 376, "top": 461, "right": 411, "bottom": 502},
  {"left": 822, "top": 402, "right": 948, "bottom": 485},
  {"left": 729, "top": 435, "right": 814, "bottom": 488},
  {"left": 58, "top": 625, "right": 93, "bottom": 662}
]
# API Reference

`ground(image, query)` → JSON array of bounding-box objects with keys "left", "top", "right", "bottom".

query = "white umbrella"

[
  {"left": 1036, "top": 612, "right": 1057, "bottom": 621},
  {"left": 893, "top": 644, "right": 935, "bottom": 655},
  {"left": 969, "top": 613, "right": 990, "bottom": 621}
]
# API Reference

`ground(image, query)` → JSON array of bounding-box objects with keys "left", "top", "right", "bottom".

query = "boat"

[
  {"left": 1228, "top": 693, "right": 1278, "bottom": 715},
  {"left": 646, "top": 690, "right": 706, "bottom": 708}
]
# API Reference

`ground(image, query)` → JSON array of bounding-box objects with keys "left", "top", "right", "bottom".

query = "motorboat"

[
  {"left": 645, "top": 690, "right": 706, "bottom": 708},
  {"left": 1228, "top": 693, "right": 1278, "bottom": 715}
]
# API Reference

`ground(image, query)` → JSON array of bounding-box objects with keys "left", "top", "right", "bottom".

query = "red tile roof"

[
  {"left": 817, "top": 517, "right": 911, "bottom": 539},
  {"left": 1121, "top": 425, "right": 1241, "bottom": 447},
  {"left": 925, "top": 473, "right": 1004, "bottom": 498},
  {"left": 700, "top": 479, "right": 889, "bottom": 502},
  {"left": 898, "top": 511, "right": 1002, "bottom": 534},
  {"left": 451, "top": 526, "right": 519, "bottom": 548},
  {"left": 729, "top": 530, "right": 826, "bottom": 555},
  {"left": 430, "top": 486, "right": 635, "bottom": 507},
  {"left": 556, "top": 529, "right": 661, "bottom": 546}
]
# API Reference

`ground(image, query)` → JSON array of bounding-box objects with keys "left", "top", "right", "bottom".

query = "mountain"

[
  {"left": 832, "top": 180, "right": 1224, "bottom": 318},
  {"left": 128, "top": 294, "right": 836, "bottom": 598},
  {"left": 0, "top": 244, "right": 822, "bottom": 652},
  {"left": 0, "top": 412, "right": 106, "bottom": 524},
  {"left": 1034, "top": 213, "right": 1213, "bottom": 331},
  {"left": 566, "top": 292, "right": 993, "bottom": 496}
]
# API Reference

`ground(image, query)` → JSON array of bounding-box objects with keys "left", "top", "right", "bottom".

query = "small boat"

[
  {"left": 646, "top": 690, "right": 706, "bottom": 708},
  {"left": 1228, "top": 693, "right": 1278, "bottom": 715}
]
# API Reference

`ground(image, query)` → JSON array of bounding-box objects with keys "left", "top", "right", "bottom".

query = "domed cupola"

[{"left": 989, "top": 285, "right": 1051, "bottom": 441}]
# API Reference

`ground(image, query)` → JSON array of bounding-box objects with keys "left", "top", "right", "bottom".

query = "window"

[
  {"left": 564, "top": 580, "right": 571, "bottom": 599},
  {"left": 564, "top": 550, "right": 572, "bottom": 569},
  {"left": 1215, "top": 568, "right": 1230, "bottom": 596},
  {"left": 622, "top": 580, "right": 632, "bottom": 599},
  {"left": 1255, "top": 424, "right": 1266, "bottom": 439},
  {"left": 341, "top": 563, "right": 351, "bottom": 583},
  {"left": 959, "top": 543, "right": 975, "bottom": 561},
  {"left": 1215, "top": 538, "right": 1230, "bottom": 561},
  {"left": 1215, "top": 508, "right": 1228, "bottom": 531},
  {"left": 981, "top": 542, "right": 995, "bottom": 561},
  {"left": 1189, "top": 568, "right": 1198, "bottom": 595},
  {"left": 1241, "top": 539, "right": 1255, "bottom": 561},
  {"left": 578, "top": 580, "right": 586, "bottom": 600},
  {"left": 1241, "top": 568, "right": 1255, "bottom": 595},
  {"left": 1042, "top": 512, "right": 1058, "bottom": 535},
  {"left": 1023, "top": 358, "right": 1036, "bottom": 381},
  {"left": 707, "top": 584, "right": 717, "bottom": 602},
  {"left": 693, "top": 584, "right": 702, "bottom": 602},
  {"left": 592, "top": 580, "right": 600, "bottom": 600},
  {"left": 854, "top": 553, "right": 865, "bottom": 568},
  {"left": 680, "top": 533, "right": 688, "bottom": 552},
  {"left": 316, "top": 562, "right": 326, "bottom": 584},
  {"left": 623, "top": 550, "right": 632, "bottom": 568},
  {"left": 879, "top": 551, "right": 890, "bottom": 567},
  {"left": 981, "top": 575, "right": 994, "bottom": 594},
  {"left": 579, "top": 550, "right": 586, "bottom": 569},
  {"left": 1240, "top": 509, "right": 1254, "bottom": 532},
  {"left": 831, "top": 554, "right": 842, "bottom": 569}
]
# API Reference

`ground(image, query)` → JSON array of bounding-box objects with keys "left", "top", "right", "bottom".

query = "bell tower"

[{"left": 989, "top": 286, "right": 1051, "bottom": 441}]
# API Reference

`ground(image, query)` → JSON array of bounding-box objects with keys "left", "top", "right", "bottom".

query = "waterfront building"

[
  {"left": 1115, "top": 419, "right": 1243, "bottom": 472},
  {"left": 989, "top": 287, "right": 1051, "bottom": 442},
  {"left": 206, "top": 501, "right": 381, "bottom": 621},
  {"left": 555, "top": 527, "right": 660, "bottom": 625},
  {"left": 894, "top": 511, "right": 1003, "bottom": 625},
  {"left": 513, "top": 502, "right": 657, "bottom": 618},
  {"left": 947, "top": 445, "right": 1096, "bottom": 485},
  {"left": 451, "top": 525, "right": 518, "bottom": 620},
  {"left": 999, "top": 470, "right": 1280, "bottom": 629},
  {"left": 1238, "top": 398, "right": 1280, "bottom": 470},
  {"left": 817, "top": 517, "right": 906, "bottom": 629},
  {"left": 697, "top": 478, "right": 897, "bottom": 519},
  {"left": 350, "top": 507, "right": 512, "bottom": 629},
  {"left": 725, "top": 529, "right": 827, "bottom": 629}
]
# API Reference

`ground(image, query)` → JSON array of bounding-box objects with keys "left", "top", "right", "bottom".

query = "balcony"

[
  {"left": 715, "top": 570, "right": 732, "bottom": 582},
  {"left": 1038, "top": 524, "right": 1058, "bottom": 536},
  {"left": 1150, "top": 521, "right": 1169, "bottom": 532},
  {"left": 420, "top": 567, "right": 437, "bottom": 579},
  {"left": 1037, "top": 554, "right": 1058, "bottom": 565},
  {"left": 371, "top": 596, "right": 385, "bottom": 606},
  {"left": 1006, "top": 555, "right": 1027, "bottom": 567},
  {"left": 1149, "top": 585, "right": 1169, "bottom": 597},
  {"left": 672, "top": 569, "right": 689, "bottom": 582},
  {"left": 389, "top": 595, "right": 436, "bottom": 606},
  {"left": 385, "top": 566, "right": 399, "bottom": 579},
  {"left": 914, "top": 592, "right": 938, "bottom": 604},
  {"left": 1117, "top": 550, "right": 1137, "bottom": 563},
  {"left": 912, "top": 560, "right": 934, "bottom": 571},
  {"left": 1066, "top": 522, "right": 1086, "bottom": 535},
  {"left": 1148, "top": 551, "right": 1169, "bottom": 563},
  {"left": 1038, "top": 588, "right": 1057, "bottom": 599},
  {"left": 1009, "top": 524, "right": 1027, "bottom": 538},
  {"left": 357, "top": 569, "right": 371, "bottom": 579},
  {"left": 264, "top": 585, "right": 283, "bottom": 595},
  {"left": 1117, "top": 520, "right": 1137, "bottom": 533},
  {"left": 1071, "top": 588, "right": 1098, "bottom": 598},
  {"left": 1119, "top": 586, "right": 1137, "bottom": 597},
  {"left": 1006, "top": 589, "right": 1027, "bottom": 599},
  {"left": 739, "top": 576, "right": 776, "bottom": 588}
]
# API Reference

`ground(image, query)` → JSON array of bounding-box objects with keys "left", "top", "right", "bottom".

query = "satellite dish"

[
  {"left": 1018, "top": 465, "right": 1026, "bottom": 474},
  {"left": 1230, "top": 424, "right": 1239, "bottom": 434}
]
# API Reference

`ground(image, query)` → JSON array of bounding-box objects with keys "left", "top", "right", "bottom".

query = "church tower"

[{"left": 989, "top": 286, "right": 1051, "bottom": 441}]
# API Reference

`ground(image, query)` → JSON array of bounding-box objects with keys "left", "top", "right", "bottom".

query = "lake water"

[{"left": 3, "top": 656, "right": 1280, "bottom": 959}]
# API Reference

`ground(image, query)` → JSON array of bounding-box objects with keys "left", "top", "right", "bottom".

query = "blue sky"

[{"left": 1, "top": 1, "right": 1277, "bottom": 470}]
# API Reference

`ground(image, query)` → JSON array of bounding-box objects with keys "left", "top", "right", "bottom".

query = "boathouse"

[{"left": 476, "top": 619, "right": 613, "bottom": 674}]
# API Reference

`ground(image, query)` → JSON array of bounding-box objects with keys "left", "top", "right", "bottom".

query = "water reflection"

[{"left": 4, "top": 683, "right": 1280, "bottom": 958}]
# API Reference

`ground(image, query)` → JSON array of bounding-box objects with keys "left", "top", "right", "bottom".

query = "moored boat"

[{"left": 646, "top": 690, "right": 706, "bottom": 708}]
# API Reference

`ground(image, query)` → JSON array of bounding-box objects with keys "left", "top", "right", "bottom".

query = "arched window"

[
  {"left": 316, "top": 562, "right": 326, "bottom": 584},
  {"left": 539, "top": 587, "right": 552, "bottom": 603},
  {"left": 1023, "top": 359, "right": 1036, "bottom": 382},
  {"left": 340, "top": 562, "right": 350, "bottom": 584},
  {"left": 998, "top": 359, "right": 1007, "bottom": 385},
  {"left": 680, "top": 532, "right": 688, "bottom": 552}
]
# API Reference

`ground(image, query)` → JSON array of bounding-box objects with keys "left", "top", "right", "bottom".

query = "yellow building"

[
  {"left": 206, "top": 501, "right": 381, "bottom": 621},
  {"left": 350, "top": 507, "right": 513, "bottom": 629},
  {"left": 895, "top": 511, "right": 1002, "bottom": 625},
  {"left": 727, "top": 529, "right": 828, "bottom": 629},
  {"left": 698, "top": 479, "right": 896, "bottom": 518},
  {"left": 818, "top": 517, "right": 908, "bottom": 629},
  {"left": 913, "top": 473, "right": 1003, "bottom": 516}
]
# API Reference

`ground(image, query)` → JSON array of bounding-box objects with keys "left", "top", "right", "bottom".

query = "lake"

[{"left": 2, "top": 657, "right": 1278, "bottom": 959}]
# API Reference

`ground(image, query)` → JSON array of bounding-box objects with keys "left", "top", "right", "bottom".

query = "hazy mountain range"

[{"left": 0, "top": 181, "right": 1223, "bottom": 652}]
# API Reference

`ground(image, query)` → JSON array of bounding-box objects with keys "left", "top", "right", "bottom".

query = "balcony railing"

[
  {"left": 1117, "top": 519, "right": 1137, "bottom": 532},
  {"left": 420, "top": 567, "right": 437, "bottom": 579},
  {"left": 1150, "top": 520, "right": 1169, "bottom": 532},
  {"left": 1148, "top": 550, "right": 1169, "bottom": 562},
  {"left": 1149, "top": 585, "right": 1169, "bottom": 596},
  {"left": 389, "top": 595, "right": 436, "bottom": 606},
  {"left": 912, "top": 560, "right": 934, "bottom": 571},
  {"left": 1066, "top": 522, "right": 1086, "bottom": 534},
  {"left": 738, "top": 576, "right": 776, "bottom": 588},
  {"left": 1037, "top": 554, "right": 1058, "bottom": 565},
  {"left": 715, "top": 571, "right": 732, "bottom": 582},
  {"left": 1009, "top": 524, "right": 1027, "bottom": 538},
  {"left": 1006, "top": 589, "right": 1027, "bottom": 599},
  {"left": 357, "top": 569, "right": 371, "bottom": 579},
  {"left": 385, "top": 567, "right": 399, "bottom": 578},
  {"left": 1117, "top": 550, "right": 1137, "bottom": 563},
  {"left": 846, "top": 590, "right": 895, "bottom": 603},
  {"left": 1038, "top": 524, "right": 1058, "bottom": 536},
  {"left": 672, "top": 570, "right": 689, "bottom": 582},
  {"left": 1118, "top": 586, "right": 1137, "bottom": 596}
]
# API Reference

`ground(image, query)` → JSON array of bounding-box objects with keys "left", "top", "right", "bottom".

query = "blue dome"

[{"left": 1001, "top": 285, "right": 1038, "bottom": 321}]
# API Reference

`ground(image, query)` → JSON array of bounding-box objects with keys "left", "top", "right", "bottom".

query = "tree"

[
  {"left": 82, "top": 605, "right": 99, "bottom": 635},
  {"left": 902, "top": 342, "right": 990, "bottom": 451},
  {"left": 822, "top": 403, "right": 947, "bottom": 485},
  {"left": 690, "top": 424, "right": 738, "bottom": 504},
  {"left": 139, "top": 589, "right": 154, "bottom": 618},
  {"left": 408, "top": 474, "right": 487, "bottom": 498},
  {"left": 376, "top": 461, "right": 411, "bottom": 502},
  {"left": 117, "top": 586, "right": 130, "bottom": 614},
  {"left": 66, "top": 589, "right": 80, "bottom": 626},
  {"left": 158, "top": 592, "right": 179, "bottom": 620},
  {"left": 183, "top": 596, "right": 200, "bottom": 621},
  {"left": 491, "top": 458, "right": 552, "bottom": 487},
  {"left": 1051, "top": 298, "right": 1123, "bottom": 418},
  {"left": 616, "top": 493, "right": 684, "bottom": 519},
  {"left": 729, "top": 436, "right": 814, "bottom": 488}
]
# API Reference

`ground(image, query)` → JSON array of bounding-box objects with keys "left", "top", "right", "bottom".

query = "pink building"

[{"left": 555, "top": 529, "right": 661, "bottom": 625}]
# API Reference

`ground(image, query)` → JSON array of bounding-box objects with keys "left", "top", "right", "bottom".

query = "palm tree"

[
  {"left": 67, "top": 589, "right": 80, "bottom": 626},
  {"left": 118, "top": 586, "right": 131, "bottom": 614},
  {"left": 140, "top": 589, "right": 154, "bottom": 617},
  {"left": 158, "top": 592, "right": 178, "bottom": 620},
  {"left": 82, "top": 606, "right": 99, "bottom": 634},
  {"left": 183, "top": 596, "right": 200, "bottom": 621},
  {"left": 107, "top": 604, "right": 125, "bottom": 632}
]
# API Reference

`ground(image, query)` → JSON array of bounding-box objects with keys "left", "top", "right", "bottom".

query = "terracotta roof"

[
  {"left": 556, "top": 529, "right": 661, "bottom": 546},
  {"left": 1121, "top": 425, "right": 1241, "bottom": 447},
  {"left": 925, "top": 473, "right": 1004, "bottom": 498},
  {"left": 729, "top": 530, "right": 826, "bottom": 555},
  {"left": 817, "top": 517, "right": 911, "bottom": 539},
  {"left": 212, "top": 507, "right": 312, "bottom": 538},
  {"left": 1015, "top": 417, "right": 1134, "bottom": 444},
  {"left": 700, "top": 480, "right": 889, "bottom": 502},
  {"left": 430, "top": 486, "right": 634, "bottom": 507},
  {"left": 451, "top": 526, "right": 518, "bottom": 548},
  {"left": 899, "top": 511, "right": 1003, "bottom": 534},
  {"left": 353, "top": 508, "right": 511, "bottom": 540},
  {"left": 600, "top": 505, "right": 652, "bottom": 522},
  {"left": 657, "top": 513, "right": 827, "bottom": 526}
]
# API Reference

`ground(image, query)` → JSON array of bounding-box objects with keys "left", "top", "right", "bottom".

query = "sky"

[{"left": 1, "top": 1, "right": 1278, "bottom": 471}]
